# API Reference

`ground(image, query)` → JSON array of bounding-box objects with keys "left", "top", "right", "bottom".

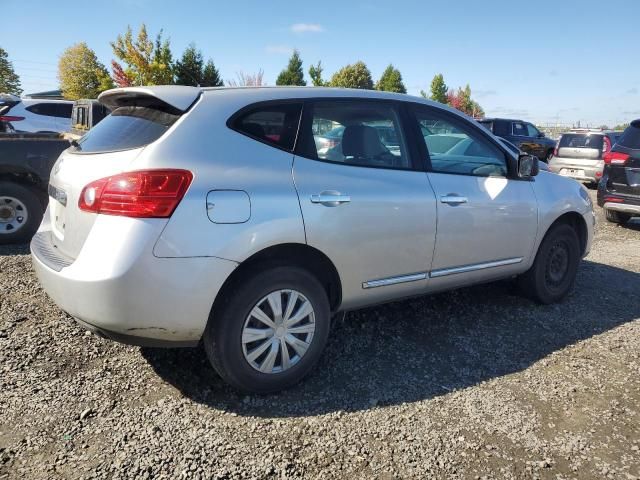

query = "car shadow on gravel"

[
  {"left": 142, "top": 260, "right": 640, "bottom": 418},
  {"left": 0, "top": 243, "right": 30, "bottom": 256}
]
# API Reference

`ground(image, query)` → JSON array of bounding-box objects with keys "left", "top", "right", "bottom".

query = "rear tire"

[
  {"left": 518, "top": 223, "right": 580, "bottom": 304},
  {"left": 204, "top": 266, "right": 331, "bottom": 394},
  {"left": 605, "top": 209, "right": 631, "bottom": 224},
  {"left": 0, "top": 182, "right": 44, "bottom": 245}
]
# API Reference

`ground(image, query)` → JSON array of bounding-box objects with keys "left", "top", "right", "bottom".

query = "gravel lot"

[{"left": 1, "top": 190, "right": 639, "bottom": 479}]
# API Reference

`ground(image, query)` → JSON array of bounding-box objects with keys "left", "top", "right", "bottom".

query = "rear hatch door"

[
  {"left": 46, "top": 86, "right": 200, "bottom": 260},
  {"left": 557, "top": 133, "right": 603, "bottom": 162}
]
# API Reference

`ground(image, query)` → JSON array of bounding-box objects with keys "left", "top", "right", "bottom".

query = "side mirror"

[
  {"left": 537, "top": 132, "right": 545, "bottom": 138},
  {"left": 517, "top": 154, "right": 539, "bottom": 178}
]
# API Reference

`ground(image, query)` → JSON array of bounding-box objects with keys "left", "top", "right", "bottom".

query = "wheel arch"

[
  {"left": 544, "top": 211, "right": 588, "bottom": 257},
  {"left": 212, "top": 243, "right": 343, "bottom": 317}
]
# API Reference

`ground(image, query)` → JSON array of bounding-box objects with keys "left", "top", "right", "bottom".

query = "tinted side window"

[
  {"left": 512, "top": 122, "right": 527, "bottom": 136},
  {"left": 618, "top": 124, "right": 640, "bottom": 149},
  {"left": 232, "top": 103, "right": 302, "bottom": 151},
  {"left": 74, "top": 106, "right": 178, "bottom": 153},
  {"left": 299, "top": 100, "right": 410, "bottom": 169},
  {"left": 26, "top": 103, "right": 58, "bottom": 117},
  {"left": 526, "top": 123, "right": 540, "bottom": 137},
  {"left": 56, "top": 103, "right": 72, "bottom": 118},
  {"left": 413, "top": 107, "right": 507, "bottom": 177},
  {"left": 493, "top": 120, "right": 510, "bottom": 136}
]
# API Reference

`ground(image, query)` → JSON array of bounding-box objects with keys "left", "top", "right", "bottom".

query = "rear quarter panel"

[{"left": 147, "top": 91, "right": 306, "bottom": 260}]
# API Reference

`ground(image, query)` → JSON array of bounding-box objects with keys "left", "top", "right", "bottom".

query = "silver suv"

[
  {"left": 548, "top": 129, "right": 624, "bottom": 186},
  {"left": 32, "top": 86, "right": 595, "bottom": 393}
]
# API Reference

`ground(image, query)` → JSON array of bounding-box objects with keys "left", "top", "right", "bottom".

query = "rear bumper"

[
  {"left": 31, "top": 216, "right": 238, "bottom": 346},
  {"left": 603, "top": 201, "right": 640, "bottom": 216},
  {"left": 548, "top": 159, "right": 603, "bottom": 183}
]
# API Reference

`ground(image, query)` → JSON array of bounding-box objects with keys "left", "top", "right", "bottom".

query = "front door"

[
  {"left": 293, "top": 99, "right": 437, "bottom": 309},
  {"left": 410, "top": 105, "right": 538, "bottom": 289}
]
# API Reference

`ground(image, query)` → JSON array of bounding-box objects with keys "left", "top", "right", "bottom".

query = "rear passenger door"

[
  {"left": 410, "top": 105, "right": 538, "bottom": 289},
  {"left": 293, "top": 99, "right": 437, "bottom": 310}
]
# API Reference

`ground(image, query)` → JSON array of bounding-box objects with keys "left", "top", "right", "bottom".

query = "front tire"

[
  {"left": 605, "top": 209, "right": 631, "bottom": 224},
  {"left": 518, "top": 223, "right": 580, "bottom": 304},
  {"left": 0, "top": 182, "right": 44, "bottom": 245},
  {"left": 204, "top": 266, "right": 331, "bottom": 394}
]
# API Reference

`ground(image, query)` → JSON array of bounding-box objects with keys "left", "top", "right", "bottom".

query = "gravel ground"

[{"left": 1, "top": 190, "right": 639, "bottom": 479}]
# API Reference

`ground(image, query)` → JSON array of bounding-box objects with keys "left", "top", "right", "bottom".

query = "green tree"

[
  {"left": 329, "top": 61, "right": 374, "bottom": 89},
  {"left": 202, "top": 59, "right": 223, "bottom": 87},
  {"left": 429, "top": 73, "right": 448, "bottom": 103},
  {"left": 58, "top": 43, "right": 113, "bottom": 100},
  {"left": 174, "top": 44, "right": 223, "bottom": 87},
  {"left": 0, "top": 47, "right": 22, "bottom": 95},
  {"left": 174, "top": 43, "right": 203, "bottom": 86},
  {"left": 110, "top": 24, "right": 174, "bottom": 86},
  {"left": 276, "top": 49, "right": 306, "bottom": 86},
  {"left": 375, "top": 64, "right": 406, "bottom": 93},
  {"left": 613, "top": 123, "right": 629, "bottom": 131},
  {"left": 308, "top": 61, "right": 326, "bottom": 86}
]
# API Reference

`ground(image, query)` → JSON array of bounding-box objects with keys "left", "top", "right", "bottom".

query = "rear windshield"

[
  {"left": 73, "top": 106, "right": 179, "bottom": 153},
  {"left": 618, "top": 124, "right": 640, "bottom": 149},
  {"left": 558, "top": 133, "right": 603, "bottom": 150}
]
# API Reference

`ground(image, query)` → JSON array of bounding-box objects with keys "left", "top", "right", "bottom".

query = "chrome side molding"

[
  {"left": 362, "top": 258, "right": 523, "bottom": 289},
  {"left": 430, "top": 257, "right": 523, "bottom": 278},
  {"left": 362, "top": 272, "right": 428, "bottom": 289}
]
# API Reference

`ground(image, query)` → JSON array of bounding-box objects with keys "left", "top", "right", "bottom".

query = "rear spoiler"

[{"left": 98, "top": 86, "right": 201, "bottom": 113}]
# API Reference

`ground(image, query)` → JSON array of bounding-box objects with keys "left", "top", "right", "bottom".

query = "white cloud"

[
  {"left": 290, "top": 23, "right": 324, "bottom": 33},
  {"left": 265, "top": 45, "right": 294, "bottom": 55}
]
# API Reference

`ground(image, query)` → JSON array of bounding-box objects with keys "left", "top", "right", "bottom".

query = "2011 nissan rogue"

[{"left": 31, "top": 86, "right": 595, "bottom": 393}]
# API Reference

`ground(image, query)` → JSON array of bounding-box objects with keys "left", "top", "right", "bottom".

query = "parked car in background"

[
  {"left": 597, "top": 120, "right": 640, "bottom": 224},
  {"left": 0, "top": 133, "right": 70, "bottom": 243},
  {"left": 548, "top": 129, "right": 623, "bottom": 187},
  {"left": 478, "top": 118, "right": 556, "bottom": 162},
  {"left": 0, "top": 96, "right": 73, "bottom": 133},
  {"left": 70, "top": 99, "right": 111, "bottom": 137},
  {"left": 32, "top": 86, "right": 594, "bottom": 393},
  {"left": 496, "top": 136, "right": 549, "bottom": 172}
]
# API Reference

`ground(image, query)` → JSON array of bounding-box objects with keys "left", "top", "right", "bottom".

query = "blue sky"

[{"left": 3, "top": 0, "right": 638, "bottom": 126}]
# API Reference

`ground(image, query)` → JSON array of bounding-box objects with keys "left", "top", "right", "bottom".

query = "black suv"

[
  {"left": 478, "top": 118, "right": 556, "bottom": 162},
  {"left": 597, "top": 120, "right": 640, "bottom": 224}
]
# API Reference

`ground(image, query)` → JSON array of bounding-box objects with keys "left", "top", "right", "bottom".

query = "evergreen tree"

[
  {"left": 375, "top": 64, "right": 406, "bottom": 93},
  {"left": 429, "top": 73, "right": 448, "bottom": 104},
  {"left": 0, "top": 47, "right": 22, "bottom": 95},
  {"left": 308, "top": 61, "right": 326, "bottom": 86},
  {"left": 174, "top": 43, "right": 204, "bottom": 86},
  {"left": 275, "top": 49, "right": 306, "bottom": 86},
  {"left": 202, "top": 60, "right": 223, "bottom": 87}
]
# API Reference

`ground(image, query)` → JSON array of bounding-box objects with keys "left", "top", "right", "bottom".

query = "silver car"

[
  {"left": 548, "top": 129, "right": 623, "bottom": 186},
  {"left": 32, "top": 86, "right": 595, "bottom": 393}
]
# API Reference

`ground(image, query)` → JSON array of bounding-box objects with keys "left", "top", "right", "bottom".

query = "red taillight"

[
  {"left": 553, "top": 141, "right": 559, "bottom": 157},
  {"left": 603, "top": 151, "right": 630, "bottom": 165},
  {"left": 78, "top": 169, "right": 193, "bottom": 218},
  {"left": 605, "top": 196, "right": 624, "bottom": 203},
  {"left": 602, "top": 136, "right": 611, "bottom": 156},
  {"left": 0, "top": 115, "right": 25, "bottom": 122}
]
